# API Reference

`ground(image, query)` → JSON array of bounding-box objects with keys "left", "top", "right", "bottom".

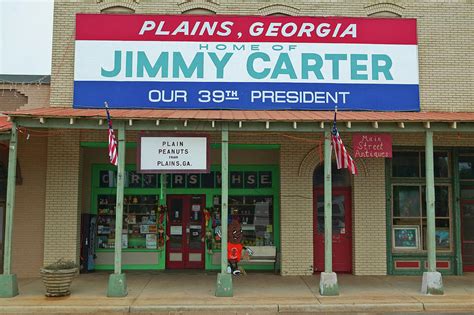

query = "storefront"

[
  {"left": 0, "top": 0, "right": 473, "bottom": 299},
  {"left": 88, "top": 156, "right": 279, "bottom": 271}
]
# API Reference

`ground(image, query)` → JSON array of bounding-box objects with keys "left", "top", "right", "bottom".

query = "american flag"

[
  {"left": 331, "top": 109, "right": 357, "bottom": 175},
  {"left": 105, "top": 102, "right": 118, "bottom": 166}
]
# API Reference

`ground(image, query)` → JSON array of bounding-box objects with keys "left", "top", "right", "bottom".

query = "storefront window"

[
  {"left": 392, "top": 185, "right": 452, "bottom": 251},
  {"left": 97, "top": 194, "right": 162, "bottom": 250},
  {"left": 391, "top": 150, "right": 452, "bottom": 252},
  {"left": 392, "top": 151, "right": 449, "bottom": 178},
  {"left": 213, "top": 195, "right": 274, "bottom": 247}
]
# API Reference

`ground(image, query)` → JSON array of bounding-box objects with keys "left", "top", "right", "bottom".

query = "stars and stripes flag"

[
  {"left": 105, "top": 102, "right": 118, "bottom": 166},
  {"left": 331, "top": 108, "right": 358, "bottom": 175}
]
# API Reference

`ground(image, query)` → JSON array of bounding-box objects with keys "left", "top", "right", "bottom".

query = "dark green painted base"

[
  {"left": 215, "top": 273, "right": 233, "bottom": 297},
  {"left": 0, "top": 274, "right": 19, "bottom": 298},
  {"left": 319, "top": 272, "right": 339, "bottom": 296},
  {"left": 107, "top": 273, "right": 127, "bottom": 297}
]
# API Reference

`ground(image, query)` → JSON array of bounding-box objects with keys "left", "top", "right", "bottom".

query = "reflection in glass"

[
  {"left": 392, "top": 152, "right": 419, "bottom": 177},
  {"left": 393, "top": 186, "right": 420, "bottom": 217}
]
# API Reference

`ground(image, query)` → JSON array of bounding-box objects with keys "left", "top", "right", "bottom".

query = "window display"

[
  {"left": 212, "top": 195, "right": 274, "bottom": 247},
  {"left": 391, "top": 151, "right": 452, "bottom": 252},
  {"left": 96, "top": 194, "right": 165, "bottom": 250}
]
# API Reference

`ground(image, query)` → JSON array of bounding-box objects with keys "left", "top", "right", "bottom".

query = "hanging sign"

[
  {"left": 73, "top": 14, "right": 419, "bottom": 111},
  {"left": 138, "top": 134, "right": 210, "bottom": 173},
  {"left": 352, "top": 134, "right": 392, "bottom": 158}
]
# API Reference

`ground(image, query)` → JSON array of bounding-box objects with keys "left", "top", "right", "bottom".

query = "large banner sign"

[{"left": 74, "top": 14, "right": 419, "bottom": 111}]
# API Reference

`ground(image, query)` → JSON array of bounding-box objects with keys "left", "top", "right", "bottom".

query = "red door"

[
  {"left": 166, "top": 195, "right": 205, "bottom": 269},
  {"left": 461, "top": 200, "right": 474, "bottom": 272},
  {"left": 313, "top": 188, "right": 352, "bottom": 273}
]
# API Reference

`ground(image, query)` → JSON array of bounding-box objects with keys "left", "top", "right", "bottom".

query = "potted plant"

[{"left": 40, "top": 259, "right": 78, "bottom": 297}]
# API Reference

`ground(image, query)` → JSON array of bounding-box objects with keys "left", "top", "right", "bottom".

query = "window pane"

[
  {"left": 459, "top": 156, "right": 474, "bottom": 179},
  {"left": 421, "top": 186, "right": 450, "bottom": 217},
  {"left": 213, "top": 195, "right": 274, "bottom": 247},
  {"left": 392, "top": 152, "right": 419, "bottom": 177},
  {"left": 421, "top": 152, "right": 449, "bottom": 178},
  {"left": 393, "top": 186, "right": 420, "bottom": 217},
  {"left": 314, "top": 162, "right": 351, "bottom": 187}
]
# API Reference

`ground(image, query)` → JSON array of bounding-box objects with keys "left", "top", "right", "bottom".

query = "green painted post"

[
  {"left": 422, "top": 131, "right": 443, "bottom": 294},
  {"left": 324, "top": 131, "right": 333, "bottom": 274},
  {"left": 216, "top": 123, "right": 233, "bottom": 297},
  {"left": 107, "top": 122, "right": 127, "bottom": 297},
  {"left": 425, "top": 131, "right": 436, "bottom": 272},
  {"left": 319, "top": 130, "right": 338, "bottom": 296},
  {"left": 0, "top": 123, "right": 19, "bottom": 298},
  {"left": 452, "top": 150, "right": 463, "bottom": 275},
  {"left": 160, "top": 173, "right": 166, "bottom": 206}
]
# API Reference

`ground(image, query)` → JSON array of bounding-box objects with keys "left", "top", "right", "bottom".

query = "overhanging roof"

[
  {"left": 5, "top": 107, "right": 474, "bottom": 133},
  {"left": 0, "top": 116, "right": 12, "bottom": 133},
  {"left": 5, "top": 107, "right": 474, "bottom": 122}
]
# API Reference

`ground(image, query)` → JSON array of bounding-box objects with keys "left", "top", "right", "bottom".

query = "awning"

[{"left": 5, "top": 107, "right": 474, "bottom": 123}]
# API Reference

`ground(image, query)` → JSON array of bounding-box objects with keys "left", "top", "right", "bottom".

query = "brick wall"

[
  {"left": 0, "top": 84, "right": 50, "bottom": 111},
  {"left": 353, "top": 158, "right": 386, "bottom": 275},
  {"left": 43, "top": 130, "right": 81, "bottom": 266},
  {"left": 11, "top": 135, "right": 47, "bottom": 277}
]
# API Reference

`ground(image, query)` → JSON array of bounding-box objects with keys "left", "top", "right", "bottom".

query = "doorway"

[
  {"left": 166, "top": 195, "right": 205, "bottom": 269},
  {"left": 461, "top": 198, "right": 474, "bottom": 271},
  {"left": 313, "top": 188, "right": 353, "bottom": 272}
]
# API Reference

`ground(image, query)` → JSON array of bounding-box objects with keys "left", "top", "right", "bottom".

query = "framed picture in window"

[
  {"left": 393, "top": 226, "right": 420, "bottom": 250},
  {"left": 435, "top": 228, "right": 450, "bottom": 249}
]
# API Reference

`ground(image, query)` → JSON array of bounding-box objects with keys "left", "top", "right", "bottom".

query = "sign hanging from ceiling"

[
  {"left": 138, "top": 134, "right": 210, "bottom": 173},
  {"left": 73, "top": 14, "right": 419, "bottom": 111}
]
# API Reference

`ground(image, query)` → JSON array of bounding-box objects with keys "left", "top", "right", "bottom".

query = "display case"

[
  {"left": 96, "top": 194, "right": 164, "bottom": 250},
  {"left": 212, "top": 195, "right": 274, "bottom": 247}
]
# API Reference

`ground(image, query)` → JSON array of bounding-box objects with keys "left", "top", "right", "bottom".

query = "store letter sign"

[
  {"left": 138, "top": 135, "right": 209, "bottom": 173},
  {"left": 352, "top": 134, "right": 392, "bottom": 158}
]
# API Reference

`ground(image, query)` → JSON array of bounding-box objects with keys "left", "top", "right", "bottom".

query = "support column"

[
  {"left": 319, "top": 131, "right": 339, "bottom": 295},
  {"left": 216, "top": 123, "right": 233, "bottom": 297},
  {"left": 107, "top": 122, "right": 127, "bottom": 297},
  {"left": 319, "top": 131, "right": 339, "bottom": 296},
  {"left": 0, "top": 123, "right": 19, "bottom": 298},
  {"left": 159, "top": 174, "right": 166, "bottom": 206},
  {"left": 422, "top": 131, "right": 443, "bottom": 294}
]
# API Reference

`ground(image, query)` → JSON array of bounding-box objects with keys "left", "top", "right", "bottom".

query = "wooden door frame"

[
  {"left": 313, "top": 187, "right": 353, "bottom": 273},
  {"left": 166, "top": 194, "right": 205, "bottom": 269}
]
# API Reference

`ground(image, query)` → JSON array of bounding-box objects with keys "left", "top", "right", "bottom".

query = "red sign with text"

[{"left": 352, "top": 134, "right": 392, "bottom": 158}]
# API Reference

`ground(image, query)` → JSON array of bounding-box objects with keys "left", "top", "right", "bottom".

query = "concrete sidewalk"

[{"left": 0, "top": 271, "right": 473, "bottom": 314}]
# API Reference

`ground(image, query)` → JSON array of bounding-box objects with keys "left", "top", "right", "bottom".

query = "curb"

[
  {"left": 279, "top": 303, "right": 424, "bottom": 313},
  {"left": 130, "top": 304, "right": 279, "bottom": 313},
  {"left": 0, "top": 305, "right": 130, "bottom": 314},
  {"left": 423, "top": 302, "right": 474, "bottom": 312}
]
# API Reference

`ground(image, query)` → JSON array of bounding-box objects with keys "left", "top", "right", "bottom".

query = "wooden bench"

[{"left": 241, "top": 246, "right": 278, "bottom": 273}]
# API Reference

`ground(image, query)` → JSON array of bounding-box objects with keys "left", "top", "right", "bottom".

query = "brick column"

[
  {"left": 43, "top": 130, "right": 81, "bottom": 266},
  {"left": 352, "top": 158, "right": 387, "bottom": 275}
]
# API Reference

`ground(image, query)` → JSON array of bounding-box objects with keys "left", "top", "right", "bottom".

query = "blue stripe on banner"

[{"left": 73, "top": 81, "right": 420, "bottom": 111}]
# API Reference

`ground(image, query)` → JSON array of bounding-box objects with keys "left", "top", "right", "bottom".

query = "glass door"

[{"left": 166, "top": 195, "right": 205, "bottom": 269}]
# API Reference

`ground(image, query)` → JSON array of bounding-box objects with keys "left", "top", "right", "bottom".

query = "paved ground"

[{"left": 0, "top": 271, "right": 473, "bottom": 314}]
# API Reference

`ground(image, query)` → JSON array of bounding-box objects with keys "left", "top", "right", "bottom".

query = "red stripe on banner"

[{"left": 75, "top": 14, "right": 417, "bottom": 45}]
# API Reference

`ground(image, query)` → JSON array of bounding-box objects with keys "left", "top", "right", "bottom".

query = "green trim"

[
  {"left": 96, "top": 248, "right": 163, "bottom": 252},
  {"left": 91, "top": 163, "right": 280, "bottom": 271},
  {"left": 385, "top": 158, "right": 394, "bottom": 274},
  {"left": 82, "top": 142, "right": 280, "bottom": 150},
  {"left": 386, "top": 148, "right": 459, "bottom": 275},
  {"left": 453, "top": 149, "right": 463, "bottom": 274},
  {"left": 211, "top": 143, "right": 280, "bottom": 150}
]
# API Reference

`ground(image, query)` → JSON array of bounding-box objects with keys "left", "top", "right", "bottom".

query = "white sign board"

[{"left": 139, "top": 135, "right": 209, "bottom": 173}]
